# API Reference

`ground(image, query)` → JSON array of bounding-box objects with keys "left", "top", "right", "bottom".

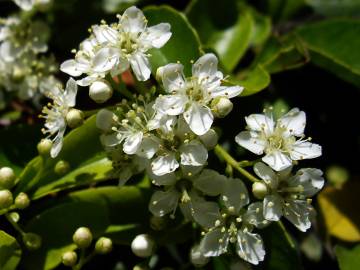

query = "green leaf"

[
  {"left": 265, "top": 0, "right": 306, "bottom": 21},
  {"left": 186, "top": 0, "right": 254, "bottom": 71},
  {"left": 237, "top": 65, "right": 270, "bottom": 96},
  {"left": 248, "top": 7, "right": 272, "bottom": 47},
  {"left": 296, "top": 19, "right": 360, "bottom": 87},
  {"left": 0, "top": 230, "right": 22, "bottom": 270},
  {"left": 336, "top": 244, "right": 360, "bottom": 270},
  {"left": 305, "top": 0, "right": 360, "bottom": 17},
  {"left": 144, "top": 5, "right": 202, "bottom": 76}
]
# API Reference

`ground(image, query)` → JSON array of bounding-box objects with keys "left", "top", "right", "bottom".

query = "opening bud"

[
  {"left": 0, "top": 190, "right": 13, "bottom": 209},
  {"left": 66, "top": 109, "right": 84, "bottom": 129},
  {"left": 62, "top": 251, "right": 78, "bottom": 267},
  {"left": 211, "top": 97, "right": 233, "bottom": 118},
  {"left": 73, "top": 227, "right": 93, "bottom": 249},
  {"left": 190, "top": 245, "right": 209, "bottom": 267},
  {"left": 15, "top": 192, "right": 30, "bottom": 209},
  {"left": 95, "top": 237, "right": 113, "bottom": 254},
  {"left": 252, "top": 182, "right": 268, "bottom": 199},
  {"left": 37, "top": 139, "right": 53, "bottom": 156},
  {"left": 89, "top": 80, "right": 113, "bottom": 103},
  {"left": 23, "top": 233, "right": 42, "bottom": 251},
  {"left": 54, "top": 160, "right": 70, "bottom": 175},
  {"left": 131, "top": 234, "right": 155, "bottom": 258},
  {"left": 0, "top": 167, "right": 16, "bottom": 190}
]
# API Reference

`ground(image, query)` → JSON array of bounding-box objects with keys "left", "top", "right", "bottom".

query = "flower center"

[{"left": 120, "top": 32, "right": 139, "bottom": 55}]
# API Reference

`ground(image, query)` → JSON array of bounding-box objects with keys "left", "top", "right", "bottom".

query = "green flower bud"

[
  {"left": 190, "top": 245, "right": 209, "bottom": 267},
  {"left": 73, "top": 227, "right": 93, "bottom": 249},
  {"left": 37, "top": 139, "right": 53, "bottom": 156},
  {"left": 89, "top": 80, "right": 113, "bottom": 103},
  {"left": 15, "top": 192, "right": 30, "bottom": 209},
  {"left": 66, "top": 109, "right": 84, "bottom": 129},
  {"left": 54, "top": 160, "right": 70, "bottom": 175},
  {"left": 252, "top": 182, "right": 268, "bottom": 199},
  {"left": 62, "top": 251, "right": 78, "bottom": 267},
  {"left": 95, "top": 237, "right": 113, "bottom": 254},
  {"left": 23, "top": 233, "right": 42, "bottom": 251},
  {"left": 131, "top": 234, "right": 155, "bottom": 258},
  {"left": 8, "top": 212, "right": 20, "bottom": 223},
  {"left": 199, "top": 129, "right": 218, "bottom": 149},
  {"left": 0, "top": 167, "right": 16, "bottom": 190},
  {"left": 211, "top": 97, "right": 233, "bottom": 118},
  {"left": 0, "top": 190, "right": 13, "bottom": 209}
]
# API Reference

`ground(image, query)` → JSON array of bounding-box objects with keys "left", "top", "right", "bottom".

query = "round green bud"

[
  {"left": 190, "top": 245, "right": 209, "bottom": 267},
  {"left": 252, "top": 182, "right": 268, "bottom": 199},
  {"left": 131, "top": 234, "right": 155, "bottom": 258},
  {"left": 54, "top": 160, "right": 70, "bottom": 175},
  {"left": 211, "top": 97, "right": 233, "bottom": 118},
  {"left": 37, "top": 139, "right": 53, "bottom": 156},
  {"left": 62, "top": 251, "right": 78, "bottom": 267},
  {"left": 89, "top": 80, "right": 113, "bottom": 103},
  {"left": 23, "top": 233, "right": 42, "bottom": 251},
  {"left": 0, "top": 167, "right": 16, "bottom": 190},
  {"left": 95, "top": 237, "right": 113, "bottom": 254},
  {"left": 8, "top": 212, "right": 20, "bottom": 223},
  {"left": 0, "top": 190, "right": 13, "bottom": 209},
  {"left": 15, "top": 192, "right": 30, "bottom": 209},
  {"left": 73, "top": 227, "right": 93, "bottom": 249},
  {"left": 66, "top": 109, "right": 84, "bottom": 129}
]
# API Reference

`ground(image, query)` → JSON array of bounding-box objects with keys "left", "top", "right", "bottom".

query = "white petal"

[
  {"left": 154, "top": 95, "right": 187, "bottom": 116},
  {"left": 193, "top": 169, "right": 227, "bottom": 196},
  {"left": 92, "top": 47, "right": 119, "bottom": 72},
  {"left": 158, "top": 63, "right": 186, "bottom": 93},
  {"left": 210, "top": 86, "right": 244, "bottom": 99},
  {"left": 50, "top": 124, "right": 66, "bottom": 158},
  {"left": 142, "top": 23, "right": 172, "bottom": 48},
  {"left": 244, "top": 202, "right": 269, "bottom": 229},
  {"left": 284, "top": 199, "right": 312, "bottom": 232},
  {"left": 199, "top": 229, "right": 229, "bottom": 257},
  {"left": 77, "top": 76, "right": 98, "bottom": 87},
  {"left": 123, "top": 132, "right": 143, "bottom": 155},
  {"left": 290, "top": 141, "right": 322, "bottom": 161},
  {"left": 278, "top": 108, "right": 306, "bottom": 137},
  {"left": 130, "top": 53, "right": 151, "bottom": 81},
  {"left": 100, "top": 133, "right": 120, "bottom": 147},
  {"left": 0, "top": 41, "right": 21, "bottom": 61},
  {"left": 245, "top": 113, "right": 274, "bottom": 136},
  {"left": 193, "top": 201, "right": 221, "bottom": 229},
  {"left": 288, "top": 168, "right": 324, "bottom": 197},
  {"left": 263, "top": 194, "right": 283, "bottom": 221},
  {"left": 192, "top": 53, "right": 218, "bottom": 80},
  {"left": 199, "top": 129, "right": 218, "bottom": 149},
  {"left": 149, "top": 189, "right": 180, "bottom": 217},
  {"left": 235, "top": 131, "right": 266, "bottom": 155},
  {"left": 60, "top": 59, "right": 83, "bottom": 77},
  {"left": 184, "top": 103, "right": 213, "bottom": 136},
  {"left": 151, "top": 154, "right": 179, "bottom": 176},
  {"left": 64, "top": 78, "right": 78, "bottom": 107},
  {"left": 120, "top": 6, "right": 147, "bottom": 34},
  {"left": 221, "top": 178, "right": 249, "bottom": 214},
  {"left": 236, "top": 230, "right": 265, "bottom": 265},
  {"left": 180, "top": 140, "right": 208, "bottom": 166},
  {"left": 253, "top": 162, "right": 278, "bottom": 190},
  {"left": 262, "top": 151, "right": 292, "bottom": 171},
  {"left": 147, "top": 169, "right": 177, "bottom": 186},
  {"left": 96, "top": 109, "right": 115, "bottom": 131},
  {"left": 92, "top": 25, "right": 118, "bottom": 44},
  {"left": 135, "top": 137, "right": 159, "bottom": 159}
]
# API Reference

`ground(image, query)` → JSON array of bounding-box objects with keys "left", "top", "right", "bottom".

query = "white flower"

[
  {"left": 61, "top": 6, "right": 172, "bottom": 83},
  {"left": 40, "top": 78, "right": 78, "bottom": 158},
  {"left": 154, "top": 53, "right": 243, "bottom": 135},
  {"left": 235, "top": 108, "right": 322, "bottom": 171},
  {"left": 13, "top": 0, "right": 51, "bottom": 11},
  {"left": 253, "top": 162, "right": 324, "bottom": 232}
]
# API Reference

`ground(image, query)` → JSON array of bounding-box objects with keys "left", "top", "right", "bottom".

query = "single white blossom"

[
  {"left": 235, "top": 108, "right": 322, "bottom": 171},
  {"left": 253, "top": 162, "right": 324, "bottom": 231},
  {"left": 40, "top": 78, "right": 78, "bottom": 158},
  {"left": 154, "top": 53, "right": 243, "bottom": 135}
]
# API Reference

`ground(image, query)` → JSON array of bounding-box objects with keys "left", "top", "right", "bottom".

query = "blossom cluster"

[{"left": 36, "top": 5, "right": 325, "bottom": 267}]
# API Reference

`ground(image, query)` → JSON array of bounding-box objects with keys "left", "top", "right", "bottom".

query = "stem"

[
  {"left": 277, "top": 221, "right": 296, "bottom": 249},
  {"left": 73, "top": 250, "right": 95, "bottom": 270},
  {"left": 0, "top": 205, "right": 17, "bottom": 216},
  {"left": 214, "top": 144, "right": 260, "bottom": 183},
  {"left": 5, "top": 213, "right": 25, "bottom": 237}
]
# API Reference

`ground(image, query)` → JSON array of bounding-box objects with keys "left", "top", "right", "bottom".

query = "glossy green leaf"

[
  {"left": 237, "top": 65, "right": 271, "bottom": 96},
  {"left": 336, "top": 244, "right": 360, "bottom": 270},
  {"left": 305, "top": 0, "right": 360, "bottom": 17},
  {"left": 265, "top": 0, "right": 306, "bottom": 21},
  {"left": 144, "top": 5, "right": 202, "bottom": 76},
  {"left": 248, "top": 6, "right": 272, "bottom": 46},
  {"left": 0, "top": 231, "right": 21, "bottom": 270},
  {"left": 187, "top": 0, "right": 254, "bottom": 71},
  {"left": 296, "top": 19, "right": 360, "bottom": 86}
]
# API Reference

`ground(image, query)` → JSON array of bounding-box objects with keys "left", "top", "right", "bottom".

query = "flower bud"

[
  {"left": 131, "top": 234, "right": 155, "bottom": 258},
  {"left": 54, "top": 160, "right": 70, "bottom": 175},
  {"left": 96, "top": 109, "right": 115, "bottom": 131},
  {"left": 211, "top": 97, "right": 233, "bottom": 118},
  {"left": 199, "top": 129, "right": 218, "bottom": 149},
  {"left": 23, "top": 233, "right": 42, "bottom": 251},
  {"left": 15, "top": 192, "right": 30, "bottom": 209},
  {"left": 66, "top": 109, "right": 84, "bottom": 129},
  {"left": 89, "top": 80, "right": 113, "bottom": 103},
  {"left": 62, "top": 251, "right": 78, "bottom": 267},
  {"left": 95, "top": 237, "right": 113, "bottom": 254},
  {"left": 37, "top": 139, "right": 53, "bottom": 156},
  {"left": 190, "top": 245, "right": 209, "bottom": 267},
  {"left": 252, "top": 182, "right": 268, "bottom": 199},
  {"left": 0, "top": 167, "right": 16, "bottom": 190},
  {"left": 0, "top": 190, "right": 13, "bottom": 209},
  {"left": 73, "top": 227, "right": 93, "bottom": 249}
]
